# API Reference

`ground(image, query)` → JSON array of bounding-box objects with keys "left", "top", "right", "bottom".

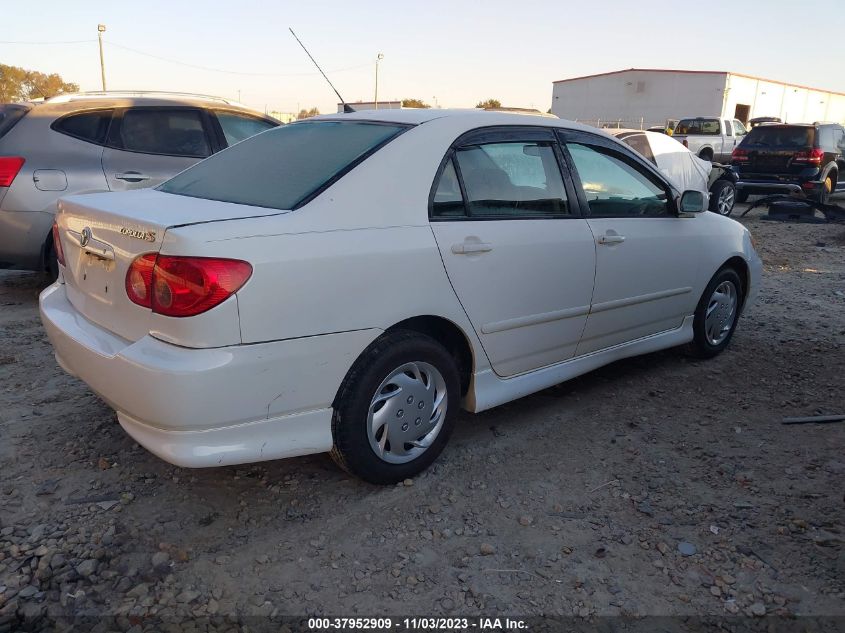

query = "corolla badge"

[
  {"left": 120, "top": 227, "right": 157, "bottom": 242},
  {"left": 79, "top": 227, "right": 93, "bottom": 247}
]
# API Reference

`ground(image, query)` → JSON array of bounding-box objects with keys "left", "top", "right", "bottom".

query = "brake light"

[
  {"left": 51, "top": 222, "right": 66, "bottom": 266},
  {"left": 0, "top": 157, "right": 25, "bottom": 187},
  {"left": 126, "top": 254, "right": 252, "bottom": 317},
  {"left": 732, "top": 148, "right": 749, "bottom": 163},
  {"left": 792, "top": 148, "right": 824, "bottom": 165}
]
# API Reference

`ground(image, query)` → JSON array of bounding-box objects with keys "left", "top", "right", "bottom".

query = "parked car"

[
  {"left": 40, "top": 110, "right": 762, "bottom": 484},
  {"left": 0, "top": 91, "right": 279, "bottom": 277},
  {"left": 672, "top": 117, "right": 748, "bottom": 162},
  {"left": 731, "top": 122, "right": 845, "bottom": 203},
  {"left": 748, "top": 116, "right": 782, "bottom": 129},
  {"left": 607, "top": 129, "right": 739, "bottom": 215}
]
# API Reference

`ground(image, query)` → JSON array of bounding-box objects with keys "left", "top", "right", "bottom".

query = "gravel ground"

[{"left": 0, "top": 204, "right": 843, "bottom": 631}]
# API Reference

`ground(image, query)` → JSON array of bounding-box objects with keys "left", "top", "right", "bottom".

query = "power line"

[
  {"left": 104, "top": 41, "right": 370, "bottom": 77},
  {"left": 0, "top": 39, "right": 95, "bottom": 44}
]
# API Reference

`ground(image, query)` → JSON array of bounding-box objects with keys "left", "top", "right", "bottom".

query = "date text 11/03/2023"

[{"left": 307, "top": 617, "right": 528, "bottom": 630}]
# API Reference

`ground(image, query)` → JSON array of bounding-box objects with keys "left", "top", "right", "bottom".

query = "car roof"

[
  {"left": 21, "top": 91, "right": 275, "bottom": 119},
  {"left": 311, "top": 107, "right": 596, "bottom": 132}
]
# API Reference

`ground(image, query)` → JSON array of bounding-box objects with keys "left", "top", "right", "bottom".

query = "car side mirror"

[{"left": 679, "top": 190, "right": 706, "bottom": 214}]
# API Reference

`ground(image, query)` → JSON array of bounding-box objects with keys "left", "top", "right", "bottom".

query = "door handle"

[
  {"left": 597, "top": 234, "right": 626, "bottom": 245},
  {"left": 115, "top": 172, "right": 151, "bottom": 182},
  {"left": 452, "top": 241, "right": 493, "bottom": 255}
]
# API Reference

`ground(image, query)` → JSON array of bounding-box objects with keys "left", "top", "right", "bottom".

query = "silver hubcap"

[
  {"left": 367, "top": 361, "right": 448, "bottom": 464},
  {"left": 705, "top": 281, "right": 738, "bottom": 345},
  {"left": 717, "top": 186, "right": 734, "bottom": 215}
]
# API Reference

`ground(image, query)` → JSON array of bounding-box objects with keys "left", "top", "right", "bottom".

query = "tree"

[
  {"left": 0, "top": 64, "right": 78, "bottom": 102},
  {"left": 476, "top": 98, "right": 501, "bottom": 109},
  {"left": 401, "top": 98, "right": 430, "bottom": 109},
  {"left": 296, "top": 107, "right": 320, "bottom": 120}
]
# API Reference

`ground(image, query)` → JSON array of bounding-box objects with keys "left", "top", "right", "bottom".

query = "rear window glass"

[
  {"left": 53, "top": 110, "right": 112, "bottom": 145},
  {"left": 743, "top": 126, "right": 814, "bottom": 148},
  {"left": 675, "top": 119, "right": 720, "bottom": 135},
  {"left": 0, "top": 104, "right": 31, "bottom": 140},
  {"left": 159, "top": 120, "right": 409, "bottom": 210}
]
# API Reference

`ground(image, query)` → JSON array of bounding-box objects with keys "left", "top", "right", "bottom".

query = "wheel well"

[
  {"left": 387, "top": 316, "right": 474, "bottom": 395},
  {"left": 723, "top": 256, "right": 749, "bottom": 309},
  {"left": 699, "top": 147, "right": 713, "bottom": 159}
]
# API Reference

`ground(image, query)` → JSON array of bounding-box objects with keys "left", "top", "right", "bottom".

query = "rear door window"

[
  {"left": 118, "top": 108, "right": 211, "bottom": 157},
  {"left": 454, "top": 141, "right": 569, "bottom": 218},
  {"left": 53, "top": 110, "right": 113, "bottom": 145},
  {"left": 215, "top": 111, "right": 277, "bottom": 146},
  {"left": 431, "top": 157, "right": 465, "bottom": 218},
  {"left": 159, "top": 120, "right": 408, "bottom": 210}
]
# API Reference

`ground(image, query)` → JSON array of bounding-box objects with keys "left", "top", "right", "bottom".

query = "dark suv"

[{"left": 731, "top": 122, "right": 844, "bottom": 203}]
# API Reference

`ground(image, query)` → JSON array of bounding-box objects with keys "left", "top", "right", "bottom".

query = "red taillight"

[
  {"left": 0, "top": 157, "right": 25, "bottom": 187},
  {"left": 126, "top": 254, "right": 252, "bottom": 317},
  {"left": 51, "top": 222, "right": 66, "bottom": 267},
  {"left": 792, "top": 148, "right": 824, "bottom": 165},
  {"left": 732, "top": 148, "right": 749, "bottom": 163}
]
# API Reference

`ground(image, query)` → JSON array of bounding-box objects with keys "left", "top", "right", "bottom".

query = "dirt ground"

[{"left": 0, "top": 204, "right": 843, "bottom": 631}]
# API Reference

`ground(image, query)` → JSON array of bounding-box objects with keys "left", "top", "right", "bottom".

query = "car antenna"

[{"left": 289, "top": 28, "right": 355, "bottom": 113}]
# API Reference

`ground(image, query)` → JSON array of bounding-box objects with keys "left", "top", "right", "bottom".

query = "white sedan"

[{"left": 40, "top": 109, "right": 762, "bottom": 484}]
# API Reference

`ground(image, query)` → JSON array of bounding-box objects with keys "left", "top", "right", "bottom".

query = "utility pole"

[
  {"left": 97, "top": 24, "right": 107, "bottom": 91},
  {"left": 374, "top": 53, "right": 383, "bottom": 110}
]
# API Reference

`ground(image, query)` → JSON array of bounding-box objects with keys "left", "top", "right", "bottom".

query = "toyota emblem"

[{"left": 80, "top": 227, "right": 92, "bottom": 247}]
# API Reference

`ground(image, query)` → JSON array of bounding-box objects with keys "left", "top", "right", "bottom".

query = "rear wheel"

[
  {"left": 687, "top": 267, "right": 744, "bottom": 358},
  {"left": 709, "top": 180, "right": 736, "bottom": 216},
  {"left": 330, "top": 330, "right": 460, "bottom": 484},
  {"left": 814, "top": 173, "right": 835, "bottom": 204}
]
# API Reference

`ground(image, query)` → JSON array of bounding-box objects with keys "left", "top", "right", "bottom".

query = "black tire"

[
  {"left": 330, "top": 330, "right": 460, "bottom": 485},
  {"left": 698, "top": 148, "right": 713, "bottom": 162},
  {"left": 708, "top": 179, "right": 736, "bottom": 216},
  {"left": 687, "top": 267, "right": 744, "bottom": 359},
  {"left": 736, "top": 190, "right": 749, "bottom": 204},
  {"left": 813, "top": 172, "right": 835, "bottom": 204}
]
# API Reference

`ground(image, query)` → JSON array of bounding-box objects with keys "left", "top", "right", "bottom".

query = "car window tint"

[
  {"left": 743, "top": 125, "right": 814, "bottom": 148},
  {"left": 431, "top": 157, "right": 465, "bottom": 218},
  {"left": 159, "top": 120, "right": 407, "bottom": 210},
  {"left": 620, "top": 134, "right": 656, "bottom": 164},
  {"left": 676, "top": 119, "right": 720, "bottom": 135},
  {"left": 120, "top": 109, "right": 210, "bottom": 157},
  {"left": 567, "top": 143, "right": 669, "bottom": 218},
  {"left": 216, "top": 112, "right": 277, "bottom": 146},
  {"left": 817, "top": 126, "right": 834, "bottom": 150},
  {"left": 0, "top": 104, "right": 31, "bottom": 140},
  {"left": 54, "top": 110, "right": 112, "bottom": 145},
  {"left": 454, "top": 142, "right": 568, "bottom": 218}
]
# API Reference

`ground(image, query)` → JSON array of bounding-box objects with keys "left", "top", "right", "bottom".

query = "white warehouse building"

[{"left": 550, "top": 68, "right": 845, "bottom": 128}]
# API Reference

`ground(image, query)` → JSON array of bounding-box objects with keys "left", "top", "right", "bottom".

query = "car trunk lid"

[
  {"left": 737, "top": 125, "right": 816, "bottom": 176},
  {"left": 56, "top": 189, "right": 286, "bottom": 342}
]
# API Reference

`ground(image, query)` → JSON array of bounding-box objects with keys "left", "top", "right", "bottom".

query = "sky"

[{"left": 3, "top": 0, "right": 844, "bottom": 116}]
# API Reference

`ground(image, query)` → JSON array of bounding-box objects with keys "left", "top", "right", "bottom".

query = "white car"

[{"left": 40, "top": 109, "right": 762, "bottom": 484}]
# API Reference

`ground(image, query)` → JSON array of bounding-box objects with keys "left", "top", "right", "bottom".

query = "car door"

[
  {"left": 429, "top": 127, "right": 596, "bottom": 377},
  {"left": 559, "top": 130, "right": 703, "bottom": 355},
  {"left": 101, "top": 107, "right": 213, "bottom": 191}
]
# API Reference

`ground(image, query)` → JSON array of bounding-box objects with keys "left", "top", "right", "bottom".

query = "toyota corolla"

[{"left": 39, "top": 109, "right": 762, "bottom": 484}]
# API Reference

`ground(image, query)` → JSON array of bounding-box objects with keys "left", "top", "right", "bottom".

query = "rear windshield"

[
  {"left": 742, "top": 125, "right": 814, "bottom": 148},
  {"left": 0, "top": 104, "right": 31, "bottom": 140},
  {"left": 675, "top": 119, "right": 720, "bottom": 135},
  {"left": 159, "top": 120, "right": 409, "bottom": 210}
]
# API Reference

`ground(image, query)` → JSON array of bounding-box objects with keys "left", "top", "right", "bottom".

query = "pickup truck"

[{"left": 672, "top": 117, "right": 749, "bottom": 162}]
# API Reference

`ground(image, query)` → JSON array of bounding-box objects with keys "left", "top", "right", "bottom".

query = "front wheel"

[
  {"left": 709, "top": 180, "right": 736, "bottom": 216},
  {"left": 687, "top": 268, "right": 744, "bottom": 358},
  {"left": 330, "top": 330, "right": 460, "bottom": 484}
]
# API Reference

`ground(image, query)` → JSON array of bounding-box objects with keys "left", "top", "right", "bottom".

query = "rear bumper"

[
  {"left": 0, "top": 208, "right": 53, "bottom": 270},
  {"left": 39, "top": 282, "right": 380, "bottom": 467}
]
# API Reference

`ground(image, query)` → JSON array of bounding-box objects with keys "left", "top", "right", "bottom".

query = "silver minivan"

[{"left": 0, "top": 91, "right": 279, "bottom": 275}]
